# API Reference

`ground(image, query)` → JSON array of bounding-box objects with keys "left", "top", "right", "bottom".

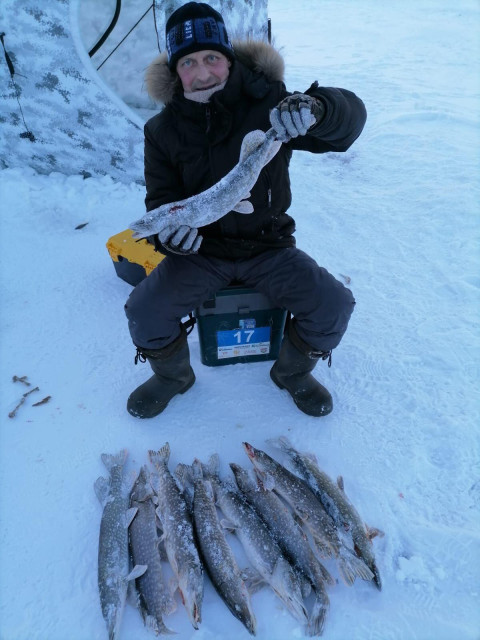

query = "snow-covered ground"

[{"left": 1, "top": 1, "right": 479, "bottom": 639}]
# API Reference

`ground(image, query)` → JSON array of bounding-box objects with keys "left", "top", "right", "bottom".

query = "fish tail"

[
  {"left": 306, "top": 586, "right": 329, "bottom": 637},
  {"left": 175, "top": 462, "right": 193, "bottom": 488},
  {"left": 202, "top": 453, "right": 220, "bottom": 479},
  {"left": 191, "top": 459, "right": 204, "bottom": 480},
  {"left": 149, "top": 443, "right": 170, "bottom": 469},
  {"left": 337, "top": 549, "right": 374, "bottom": 586},
  {"left": 101, "top": 449, "right": 127, "bottom": 472}
]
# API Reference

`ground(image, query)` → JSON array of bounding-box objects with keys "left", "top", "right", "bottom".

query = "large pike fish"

[
  {"left": 270, "top": 436, "right": 383, "bottom": 590},
  {"left": 129, "top": 127, "right": 282, "bottom": 240},
  {"left": 230, "top": 463, "right": 332, "bottom": 636},
  {"left": 175, "top": 459, "right": 257, "bottom": 636},
  {"left": 94, "top": 449, "right": 146, "bottom": 640},
  {"left": 202, "top": 454, "right": 308, "bottom": 627},
  {"left": 243, "top": 442, "right": 374, "bottom": 588},
  {"left": 149, "top": 443, "right": 204, "bottom": 629},
  {"left": 129, "top": 465, "right": 176, "bottom": 635}
]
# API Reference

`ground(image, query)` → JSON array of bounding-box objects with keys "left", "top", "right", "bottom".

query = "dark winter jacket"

[{"left": 144, "top": 40, "right": 366, "bottom": 259}]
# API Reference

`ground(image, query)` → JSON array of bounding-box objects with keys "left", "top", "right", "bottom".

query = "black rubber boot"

[
  {"left": 127, "top": 327, "right": 195, "bottom": 419},
  {"left": 270, "top": 322, "right": 333, "bottom": 417}
]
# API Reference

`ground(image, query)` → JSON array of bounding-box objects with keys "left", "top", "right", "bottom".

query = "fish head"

[
  {"left": 105, "top": 602, "right": 123, "bottom": 640},
  {"left": 242, "top": 442, "right": 273, "bottom": 472},
  {"left": 229, "top": 462, "right": 253, "bottom": 491},
  {"left": 179, "top": 568, "right": 203, "bottom": 629}
]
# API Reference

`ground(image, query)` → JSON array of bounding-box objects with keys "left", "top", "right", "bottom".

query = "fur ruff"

[{"left": 145, "top": 40, "right": 285, "bottom": 105}]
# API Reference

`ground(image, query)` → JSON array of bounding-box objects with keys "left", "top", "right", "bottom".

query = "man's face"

[{"left": 176, "top": 50, "right": 231, "bottom": 93}]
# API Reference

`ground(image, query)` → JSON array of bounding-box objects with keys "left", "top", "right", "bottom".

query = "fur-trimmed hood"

[{"left": 145, "top": 40, "right": 285, "bottom": 105}]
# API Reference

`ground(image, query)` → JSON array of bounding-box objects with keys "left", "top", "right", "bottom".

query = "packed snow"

[{"left": 0, "top": 1, "right": 479, "bottom": 639}]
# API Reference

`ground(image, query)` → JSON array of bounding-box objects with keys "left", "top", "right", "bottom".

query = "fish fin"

[
  {"left": 307, "top": 587, "right": 329, "bottom": 637},
  {"left": 145, "top": 613, "right": 177, "bottom": 636},
  {"left": 366, "top": 525, "right": 385, "bottom": 540},
  {"left": 127, "top": 564, "right": 148, "bottom": 581},
  {"left": 149, "top": 443, "right": 170, "bottom": 468},
  {"left": 125, "top": 507, "right": 138, "bottom": 528},
  {"left": 93, "top": 476, "right": 109, "bottom": 504},
  {"left": 311, "top": 532, "right": 335, "bottom": 559},
  {"left": 220, "top": 518, "right": 236, "bottom": 533},
  {"left": 239, "top": 129, "right": 266, "bottom": 162},
  {"left": 337, "top": 475, "right": 345, "bottom": 492},
  {"left": 232, "top": 199, "right": 254, "bottom": 214},
  {"left": 316, "top": 560, "right": 336, "bottom": 586},
  {"left": 241, "top": 567, "right": 267, "bottom": 594},
  {"left": 101, "top": 449, "right": 127, "bottom": 472},
  {"left": 143, "top": 613, "right": 177, "bottom": 636},
  {"left": 260, "top": 472, "right": 276, "bottom": 491},
  {"left": 337, "top": 549, "right": 374, "bottom": 586}
]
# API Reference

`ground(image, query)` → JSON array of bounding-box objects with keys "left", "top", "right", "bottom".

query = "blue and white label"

[{"left": 217, "top": 324, "right": 271, "bottom": 359}]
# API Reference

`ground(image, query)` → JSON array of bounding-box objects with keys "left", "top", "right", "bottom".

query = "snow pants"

[{"left": 125, "top": 247, "right": 355, "bottom": 353}]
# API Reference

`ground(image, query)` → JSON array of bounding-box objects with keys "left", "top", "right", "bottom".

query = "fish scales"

[
  {"left": 176, "top": 460, "right": 257, "bottom": 636},
  {"left": 202, "top": 455, "right": 308, "bottom": 627},
  {"left": 271, "top": 436, "right": 382, "bottom": 590},
  {"left": 129, "top": 466, "right": 176, "bottom": 635},
  {"left": 149, "top": 444, "right": 203, "bottom": 630},
  {"left": 95, "top": 449, "right": 143, "bottom": 640},
  {"left": 243, "top": 442, "right": 374, "bottom": 587},
  {"left": 129, "top": 127, "right": 282, "bottom": 240}
]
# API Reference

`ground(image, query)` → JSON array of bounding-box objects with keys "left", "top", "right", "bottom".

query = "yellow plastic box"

[{"left": 106, "top": 229, "right": 165, "bottom": 286}]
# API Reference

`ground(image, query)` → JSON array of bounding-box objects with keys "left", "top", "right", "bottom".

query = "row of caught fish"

[{"left": 94, "top": 437, "right": 383, "bottom": 639}]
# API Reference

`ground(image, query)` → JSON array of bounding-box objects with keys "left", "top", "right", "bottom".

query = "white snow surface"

[{"left": 1, "top": 1, "right": 480, "bottom": 639}]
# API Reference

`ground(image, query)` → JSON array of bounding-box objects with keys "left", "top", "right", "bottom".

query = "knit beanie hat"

[{"left": 165, "top": 2, "right": 235, "bottom": 71}]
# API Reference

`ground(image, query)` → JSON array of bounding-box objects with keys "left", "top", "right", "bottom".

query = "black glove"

[
  {"left": 158, "top": 225, "right": 202, "bottom": 255},
  {"left": 270, "top": 94, "right": 325, "bottom": 141}
]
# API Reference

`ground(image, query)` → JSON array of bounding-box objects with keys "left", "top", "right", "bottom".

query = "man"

[{"left": 125, "top": 2, "right": 366, "bottom": 419}]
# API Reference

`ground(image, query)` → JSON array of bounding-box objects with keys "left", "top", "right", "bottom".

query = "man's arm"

[{"left": 305, "top": 83, "right": 367, "bottom": 151}]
